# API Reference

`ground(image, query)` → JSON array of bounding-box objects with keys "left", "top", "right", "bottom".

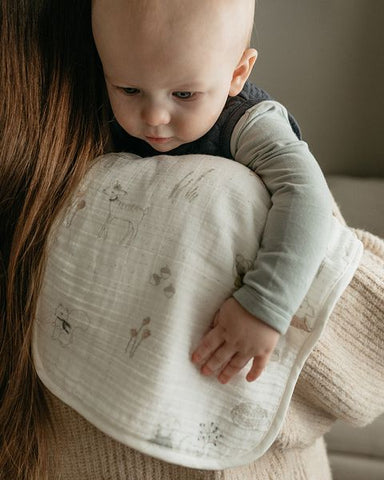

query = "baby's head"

[{"left": 92, "top": 0, "right": 257, "bottom": 152}]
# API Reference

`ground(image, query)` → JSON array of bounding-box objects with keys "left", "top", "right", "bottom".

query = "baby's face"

[{"left": 92, "top": 0, "right": 256, "bottom": 152}]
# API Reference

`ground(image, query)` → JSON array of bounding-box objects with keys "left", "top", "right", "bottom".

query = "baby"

[{"left": 92, "top": 0, "right": 333, "bottom": 384}]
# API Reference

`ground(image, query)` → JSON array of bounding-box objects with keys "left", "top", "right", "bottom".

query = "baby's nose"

[{"left": 142, "top": 102, "right": 171, "bottom": 127}]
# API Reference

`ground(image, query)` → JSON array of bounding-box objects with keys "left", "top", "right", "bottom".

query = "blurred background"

[
  {"left": 250, "top": 0, "right": 384, "bottom": 238},
  {"left": 250, "top": 1, "right": 384, "bottom": 479}
]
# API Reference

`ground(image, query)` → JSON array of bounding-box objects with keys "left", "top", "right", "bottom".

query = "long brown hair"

[{"left": 0, "top": 1, "right": 109, "bottom": 478}]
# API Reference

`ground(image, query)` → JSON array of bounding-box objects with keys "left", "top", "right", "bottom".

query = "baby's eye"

[
  {"left": 121, "top": 87, "right": 140, "bottom": 96},
  {"left": 173, "top": 91, "right": 195, "bottom": 100}
]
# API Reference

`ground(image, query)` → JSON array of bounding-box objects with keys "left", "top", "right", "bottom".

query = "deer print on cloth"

[{"left": 98, "top": 181, "right": 148, "bottom": 246}]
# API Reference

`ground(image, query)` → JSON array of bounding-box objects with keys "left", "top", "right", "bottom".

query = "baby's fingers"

[
  {"left": 200, "top": 343, "right": 237, "bottom": 377},
  {"left": 191, "top": 326, "right": 223, "bottom": 365},
  {"left": 218, "top": 353, "right": 250, "bottom": 384},
  {"left": 246, "top": 355, "right": 269, "bottom": 382}
]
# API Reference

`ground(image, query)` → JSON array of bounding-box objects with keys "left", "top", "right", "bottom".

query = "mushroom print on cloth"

[{"left": 33, "top": 153, "right": 363, "bottom": 470}]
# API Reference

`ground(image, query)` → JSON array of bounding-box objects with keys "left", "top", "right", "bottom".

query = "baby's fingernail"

[
  {"left": 201, "top": 365, "right": 212, "bottom": 376},
  {"left": 192, "top": 352, "right": 201, "bottom": 363},
  {"left": 219, "top": 375, "right": 229, "bottom": 384}
]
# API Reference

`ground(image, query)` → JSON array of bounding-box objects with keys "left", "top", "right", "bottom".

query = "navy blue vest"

[{"left": 110, "top": 81, "right": 301, "bottom": 158}]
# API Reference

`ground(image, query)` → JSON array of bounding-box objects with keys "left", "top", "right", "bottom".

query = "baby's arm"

[
  {"left": 230, "top": 100, "right": 333, "bottom": 332},
  {"left": 193, "top": 101, "right": 333, "bottom": 383}
]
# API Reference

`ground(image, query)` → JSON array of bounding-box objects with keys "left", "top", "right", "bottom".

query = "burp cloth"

[{"left": 33, "top": 153, "right": 363, "bottom": 469}]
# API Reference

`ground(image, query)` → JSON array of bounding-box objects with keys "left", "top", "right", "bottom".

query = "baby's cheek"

[
  {"left": 176, "top": 120, "right": 201, "bottom": 143},
  {"left": 107, "top": 94, "right": 134, "bottom": 133},
  {"left": 179, "top": 113, "right": 216, "bottom": 142},
  {"left": 113, "top": 108, "right": 136, "bottom": 136}
]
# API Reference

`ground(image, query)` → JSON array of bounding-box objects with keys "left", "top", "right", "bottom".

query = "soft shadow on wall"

[{"left": 250, "top": 0, "right": 384, "bottom": 177}]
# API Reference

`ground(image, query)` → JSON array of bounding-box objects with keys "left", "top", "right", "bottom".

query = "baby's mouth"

[{"left": 145, "top": 136, "right": 172, "bottom": 144}]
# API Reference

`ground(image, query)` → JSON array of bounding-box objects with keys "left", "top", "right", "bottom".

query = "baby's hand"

[{"left": 191, "top": 297, "right": 280, "bottom": 384}]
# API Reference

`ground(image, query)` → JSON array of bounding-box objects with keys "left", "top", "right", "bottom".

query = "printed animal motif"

[
  {"left": 98, "top": 181, "right": 148, "bottom": 246},
  {"left": 233, "top": 254, "right": 254, "bottom": 288},
  {"left": 149, "top": 415, "right": 180, "bottom": 449},
  {"left": 270, "top": 334, "right": 290, "bottom": 363},
  {"left": 290, "top": 314, "right": 314, "bottom": 333},
  {"left": 51, "top": 303, "right": 89, "bottom": 347},
  {"left": 231, "top": 402, "right": 269, "bottom": 431},
  {"left": 291, "top": 297, "right": 317, "bottom": 332},
  {"left": 150, "top": 427, "right": 173, "bottom": 449},
  {"left": 63, "top": 189, "right": 87, "bottom": 228}
]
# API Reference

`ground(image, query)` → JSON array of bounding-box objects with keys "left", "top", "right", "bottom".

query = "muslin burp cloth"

[{"left": 33, "top": 153, "right": 362, "bottom": 469}]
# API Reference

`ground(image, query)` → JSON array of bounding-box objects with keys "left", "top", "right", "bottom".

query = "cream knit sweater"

[{"left": 45, "top": 228, "right": 384, "bottom": 480}]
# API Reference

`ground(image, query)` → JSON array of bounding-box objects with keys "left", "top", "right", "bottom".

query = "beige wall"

[{"left": 250, "top": 0, "right": 384, "bottom": 176}]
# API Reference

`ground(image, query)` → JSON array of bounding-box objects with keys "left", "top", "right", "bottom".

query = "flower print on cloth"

[
  {"left": 125, "top": 317, "right": 151, "bottom": 358},
  {"left": 33, "top": 153, "right": 363, "bottom": 470},
  {"left": 197, "top": 422, "right": 224, "bottom": 450},
  {"left": 169, "top": 169, "right": 215, "bottom": 204},
  {"left": 175, "top": 421, "right": 227, "bottom": 458}
]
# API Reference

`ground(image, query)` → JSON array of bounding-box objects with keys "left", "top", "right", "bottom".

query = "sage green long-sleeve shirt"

[{"left": 231, "top": 100, "right": 333, "bottom": 334}]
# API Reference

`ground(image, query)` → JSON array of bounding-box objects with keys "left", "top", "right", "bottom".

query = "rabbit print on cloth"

[{"left": 33, "top": 153, "right": 363, "bottom": 470}]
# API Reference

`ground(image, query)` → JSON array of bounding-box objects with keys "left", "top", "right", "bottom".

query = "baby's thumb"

[
  {"left": 246, "top": 355, "right": 269, "bottom": 382},
  {"left": 211, "top": 309, "right": 220, "bottom": 329}
]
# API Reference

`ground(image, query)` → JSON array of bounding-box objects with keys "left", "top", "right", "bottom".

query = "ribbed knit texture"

[{"left": 46, "top": 229, "right": 384, "bottom": 479}]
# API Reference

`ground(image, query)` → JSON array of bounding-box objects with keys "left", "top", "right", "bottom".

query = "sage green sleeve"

[{"left": 231, "top": 100, "right": 333, "bottom": 334}]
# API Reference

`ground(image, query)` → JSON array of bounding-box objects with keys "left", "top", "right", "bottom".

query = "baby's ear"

[{"left": 229, "top": 48, "right": 258, "bottom": 97}]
